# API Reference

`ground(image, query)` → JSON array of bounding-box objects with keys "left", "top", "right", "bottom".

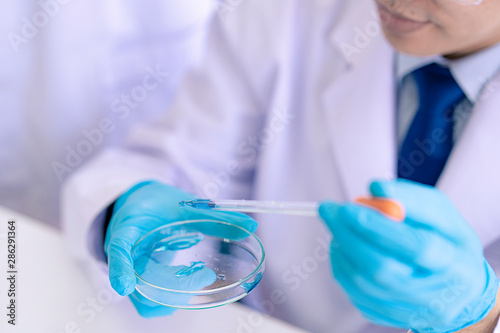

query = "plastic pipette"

[
  {"left": 179, "top": 197, "right": 405, "bottom": 221},
  {"left": 180, "top": 199, "right": 319, "bottom": 217}
]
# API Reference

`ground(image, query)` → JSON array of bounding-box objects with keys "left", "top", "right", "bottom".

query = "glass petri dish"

[{"left": 131, "top": 219, "right": 265, "bottom": 309}]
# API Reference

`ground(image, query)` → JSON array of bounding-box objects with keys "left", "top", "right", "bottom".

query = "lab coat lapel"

[
  {"left": 438, "top": 73, "right": 500, "bottom": 246},
  {"left": 322, "top": 16, "right": 397, "bottom": 199}
]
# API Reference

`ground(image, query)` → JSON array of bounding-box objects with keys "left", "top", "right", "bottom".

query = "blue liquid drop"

[
  {"left": 157, "top": 232, "right": 204, "bottom": 251},
  {"left": 175, "top": 261, "right": 206, "bottom": 277},
  {"left": 241, "top": 272, "right": 263, "bottom": 294}
]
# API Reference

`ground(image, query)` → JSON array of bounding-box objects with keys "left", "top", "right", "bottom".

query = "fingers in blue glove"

[
  {"left": 105, "top": 215, "right": 165, "bottom": 296},
  {"left": 370, "top": 179, "right": 482, "bottom": 252},
  {"left": 330, "top": 249, "right": 414, "bottom": 328},
  {"left": 319, "top": 201, "right": 457, "bottom": 272},
  {"left": 107, "top": 239, "right": 136, "bottom": 296},
  {"left": 128, "top": 291, "right": 177, "bottom": 318}
]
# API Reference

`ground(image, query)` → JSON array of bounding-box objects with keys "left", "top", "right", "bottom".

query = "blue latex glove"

[
  {"left": 104, "top": 180, "right": 257, "bottom": 318},
  {"left": 319, "top": 179, "right": 498, "bottom": 333}
]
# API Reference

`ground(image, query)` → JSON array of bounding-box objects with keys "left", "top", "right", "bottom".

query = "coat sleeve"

[{"left": 61, "top": 0, "right": 285, "bottom": 266}]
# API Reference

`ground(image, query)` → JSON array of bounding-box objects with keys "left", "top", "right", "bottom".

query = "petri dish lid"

[{"left": 131, "top": 219, "right": 265, "bottom": 309}]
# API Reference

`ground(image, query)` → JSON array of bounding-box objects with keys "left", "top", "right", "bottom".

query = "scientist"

[{"left": 63, "top": 0, "right": 500, "bottom": 332}]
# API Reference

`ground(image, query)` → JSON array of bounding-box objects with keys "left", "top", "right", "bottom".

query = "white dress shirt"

[{"left": 397, "top": 42, "right": 500, "bottom": 147}]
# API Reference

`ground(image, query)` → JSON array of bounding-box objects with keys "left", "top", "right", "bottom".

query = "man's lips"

[{"left": 376, "top": 1, "right": 431, "bottom": 35}]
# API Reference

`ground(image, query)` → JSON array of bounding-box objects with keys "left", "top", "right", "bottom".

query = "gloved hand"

[
  {"left": 104, "top": 180, "right": 257, "bottom": 318},
  {"left": 319, "top": 179, "right": 498, "bottom": 333}
]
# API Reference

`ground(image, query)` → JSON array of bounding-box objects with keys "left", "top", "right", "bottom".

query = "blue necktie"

[{"left": 398, "top": 63, "right": 466, "bottom": 186}]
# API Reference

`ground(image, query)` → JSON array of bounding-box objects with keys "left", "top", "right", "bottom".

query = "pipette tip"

[
  {"left": 179, "top": 200, "right": 192, "bottom": 208},
  {"left": 179, "top": 199, "right": 214, "bottom": 209}
]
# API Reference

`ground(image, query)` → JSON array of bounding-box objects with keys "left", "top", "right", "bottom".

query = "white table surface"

[{"left": 0, "top": 206, "right": 309, "bottom": 333}]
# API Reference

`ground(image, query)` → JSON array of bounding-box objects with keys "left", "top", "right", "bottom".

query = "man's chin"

[{"left": 383, "top": 32, "right": 446, "bottom": 57}]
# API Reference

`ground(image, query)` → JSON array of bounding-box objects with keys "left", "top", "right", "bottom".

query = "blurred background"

[{"left": 0, "top": 0, "right": 216, "bottom": 227}]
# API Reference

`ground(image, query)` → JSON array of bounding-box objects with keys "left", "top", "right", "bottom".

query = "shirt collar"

[{"left": 397, "top": 42, "right": 500, "bottom": 103}]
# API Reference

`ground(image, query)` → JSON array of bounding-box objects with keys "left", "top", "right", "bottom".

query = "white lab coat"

[
  {"left": 62, "top": 0, "right": 500, "bottom": 332},
  {"left": 0, "top": 0, "right": 213, "bottom": 226}
]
